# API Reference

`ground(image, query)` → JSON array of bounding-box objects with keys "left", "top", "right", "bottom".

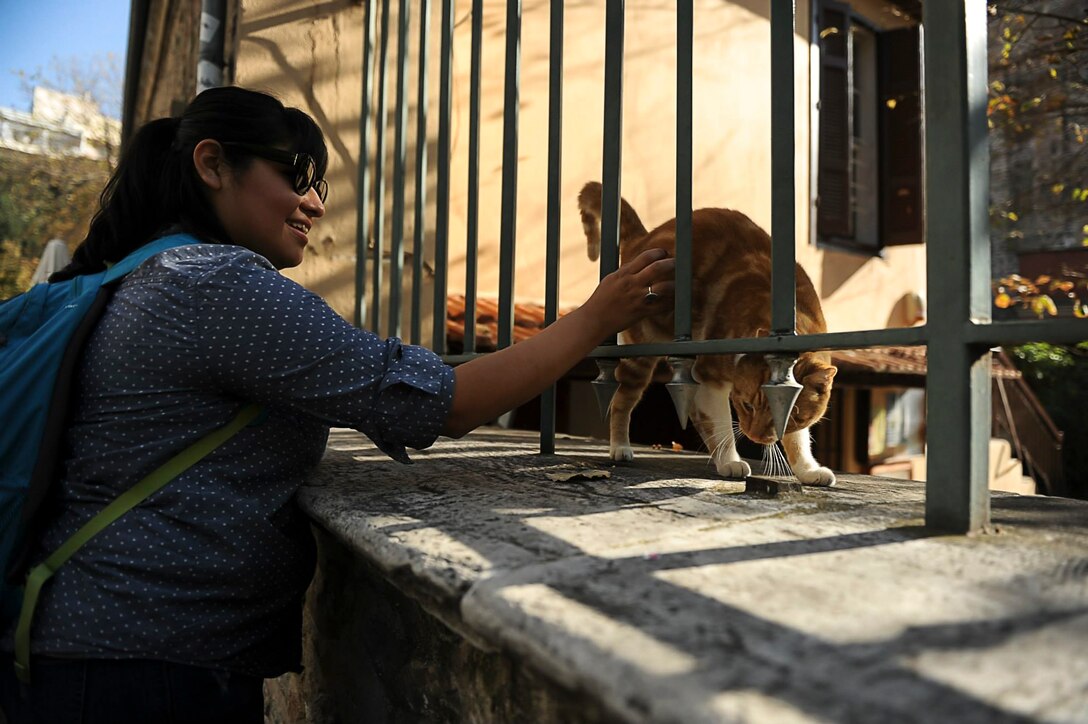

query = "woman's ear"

[{"left": 192, "top": 139, "right": 226, "bottom": 190}]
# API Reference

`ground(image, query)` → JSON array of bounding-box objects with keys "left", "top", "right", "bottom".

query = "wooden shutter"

[
  {"left": 817, "top": 1, "right": 854, "bottom": 240},
  {"left": 879, "top": 26, "right": 924, "bottom": 246}
]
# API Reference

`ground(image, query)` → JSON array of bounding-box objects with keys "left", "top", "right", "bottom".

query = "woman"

[{"left": 0, "top": 86, "right": 673, "bottom": 723}]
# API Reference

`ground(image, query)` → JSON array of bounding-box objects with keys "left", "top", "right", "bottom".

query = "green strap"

[{"left": 14, "top": 403, "right": 263, "bottom": 683}]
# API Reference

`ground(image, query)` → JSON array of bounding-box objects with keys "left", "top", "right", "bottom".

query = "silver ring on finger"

[{"left": 644, "top": 285, "right": 659, "bottom": 302}]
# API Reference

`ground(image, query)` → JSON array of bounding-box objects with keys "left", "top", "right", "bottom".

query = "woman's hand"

[
  {"left": 442, "top": 248, "right": 675, "bottom": 438},
  {"left": 580, "top": 248, "right": 676, "bottom": 338}
]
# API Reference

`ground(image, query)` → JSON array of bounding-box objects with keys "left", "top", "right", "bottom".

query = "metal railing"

[
  {"left": 991, "top": 356, "right": 1065, "bottom": 496},
  {"left": 354, "top": 0, "right": 1086, "bottom": 534}
]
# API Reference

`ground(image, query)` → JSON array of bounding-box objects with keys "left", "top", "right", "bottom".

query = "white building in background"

[{"left": 0, "top": 87, "right": 120, "bottom": 162}]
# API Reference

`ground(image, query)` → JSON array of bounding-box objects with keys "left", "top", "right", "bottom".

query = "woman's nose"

[{"left": 302, "top": 187, "right": 325, "bottom": 218}]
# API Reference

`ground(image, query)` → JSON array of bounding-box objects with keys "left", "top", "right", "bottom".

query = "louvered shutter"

[
  {"left": 880, "top": 26, "right": 924, "bottom": 246},
  {"left": 817, "top": 0, "right": 854, "bottom": 240}
]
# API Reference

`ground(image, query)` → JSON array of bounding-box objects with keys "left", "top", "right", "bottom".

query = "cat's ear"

[
  {"left": 801, "top": 364, "right": 837, "bottom": 391},
  {"left": 755, "top": 328, "right": 770, "bottom": 338}
]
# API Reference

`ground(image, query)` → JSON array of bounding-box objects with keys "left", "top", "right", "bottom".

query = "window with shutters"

[{"left": 814, "top": 0, "right": 923, "bottom": 253}]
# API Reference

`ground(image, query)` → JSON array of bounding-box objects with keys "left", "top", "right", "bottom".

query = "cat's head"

[{"left": 730, "top": 353, "right": 837, "bottom": 444}]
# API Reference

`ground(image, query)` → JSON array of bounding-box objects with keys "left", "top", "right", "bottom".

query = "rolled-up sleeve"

[
  {"left": 191, "top": 249, "right": 455, "bottom": 462},
  {"left": 362, "top": 338, "right": 455, "bottom": 462}
]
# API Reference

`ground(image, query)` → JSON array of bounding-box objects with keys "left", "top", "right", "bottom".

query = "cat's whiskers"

[
  {"left": 762, "top": 445, "right": 778, "bottom": 477},
  {"left": 703, "top": 422, "right": 743, "bottom": 468},
  {"left": 772, "top": 441, "right": 794, "bottom": 478},
  {"left": 757, "top": 437, "right": 792, "bottom": 476}
]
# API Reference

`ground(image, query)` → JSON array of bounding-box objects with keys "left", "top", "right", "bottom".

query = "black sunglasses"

[{"left": 220, "top": 142, "right": 328, "bottom": 203}]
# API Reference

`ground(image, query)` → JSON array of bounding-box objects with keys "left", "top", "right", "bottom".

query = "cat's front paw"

[
  {"left": 610, "top": 444, "right": 635, "bottom": 463},
  {"left": 796, "top": 467, "right": 836, "bottom": 487},
  {"left": 715, "top": 460, "right": 751, "bottom": 479}
]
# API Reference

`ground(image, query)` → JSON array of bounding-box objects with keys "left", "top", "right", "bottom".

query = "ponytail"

[{"left": 52, "top": 118, "right": 183, "bottom": 280}]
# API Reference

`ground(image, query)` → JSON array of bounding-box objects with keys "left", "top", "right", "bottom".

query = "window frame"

[{"left": 811, "top": 0, "right": 924, "bottom": 256}]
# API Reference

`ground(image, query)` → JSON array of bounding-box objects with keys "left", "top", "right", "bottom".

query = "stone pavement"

[{"left": 298, "top": 428, "right": 1088, "bottom": 723}]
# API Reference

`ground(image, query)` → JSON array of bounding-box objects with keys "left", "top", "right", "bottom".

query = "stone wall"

[
  {"left": 265, "top": 525, "right": 616, "bottom": 723},
  {"left": 260, "top": 429, "right": 1088, "bottom": 723}
]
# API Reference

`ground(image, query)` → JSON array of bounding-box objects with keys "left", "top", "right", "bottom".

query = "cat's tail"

[{"left": 578, "top": 181, "right": 648, "bottom": 262}]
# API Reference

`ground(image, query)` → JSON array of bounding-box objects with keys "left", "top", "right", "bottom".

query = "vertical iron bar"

[
  {"left": 923, "top": 1, "right": 992, "bottom": 533},
  {"left": 675, "top": 1, "right": 693, "bottom": 341},
  {"left": 599, "top": 0, "right": 624, "bottom": 348},
  {"left": 770, "top": 0, "right": 796, "bottom": 336},
  {"left": 390, "top": 0, "right": 411, "bottom": 339},
  {"left": 355, "top": 0, "right": 376, "bottom": 328},
  {"left": 432, "top": 0, "right": 454, "bottom": 353},
  {"left": 412, "top": 0, "right": 432, "bottom": 346},
  {"left": 497, "top": 0, "right": 522, "bottom": 349},
  {"left": 372, "top": 0, "right": 392, "bottom": 333},
  {"left": 465, "top": 0, "right": 483, "bottom": 354},
  {"left": 540, "top": 0, "right": 564, "bottom": 455}
]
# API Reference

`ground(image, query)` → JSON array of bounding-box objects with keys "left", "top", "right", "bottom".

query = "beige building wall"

[{"left": 142, "top": 0, "right": 928, "bottom": 339}]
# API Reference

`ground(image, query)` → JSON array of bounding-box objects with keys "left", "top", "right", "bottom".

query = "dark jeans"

[{"left": 0, "top": 655, "right": 263, "bottom": 724}]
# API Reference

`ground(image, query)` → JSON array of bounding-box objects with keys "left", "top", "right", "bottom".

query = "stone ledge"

[{"left": 292, "top": 428, "right": 1088, "bottom": 723}]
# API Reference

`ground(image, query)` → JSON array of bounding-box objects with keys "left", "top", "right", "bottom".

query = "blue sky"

[{"left": 0, "top": 0, "right": 131, "bottom": 118}]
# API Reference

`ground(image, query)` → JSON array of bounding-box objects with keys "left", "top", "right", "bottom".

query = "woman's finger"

[
  {"left": 633, "top": 257, "right": 675, "bottom": 287},
  {"left": 621, "top": 248, "right": 670, "bottom": 276},
  {"left": 641, "top": 280, "right": 675, "bottom": 306},
  {"left": 644, "top": 280, "right": 676, "bottom": 297}
]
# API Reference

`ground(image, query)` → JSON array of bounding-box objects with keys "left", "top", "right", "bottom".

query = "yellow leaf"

[
  {"left": 1075, "top": 303, "right": 1088, "bottom": 319},
  {"left": 992, "top": 80, "right": 1006, "bottom": 91},
  {"left": 886, "top": 98, "right": 898, "bottom": 109},
  {"left": 1050, "top": 67, "right": 1058, "bottom": 78},
  {"left": 1031, "top": 296, "right": 1058, "bottom": 318},
  {"left": 1052, "top": 183, "right": 1066, "bottom": 195},
  {"left": 995, "top": 292, "right": 1012, "bottom": 309},
  {"left": 1008, "top": 211, "right": 1019, "bottom": 221}
]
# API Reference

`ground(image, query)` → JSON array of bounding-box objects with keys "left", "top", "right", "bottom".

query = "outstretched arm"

[{"left": 442, "top": 248, "right": 674, "bottom": 438}]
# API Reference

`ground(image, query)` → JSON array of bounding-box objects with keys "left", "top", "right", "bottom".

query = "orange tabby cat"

[{"left": 579, "top": 181, "right": 838, "bottom": 485}]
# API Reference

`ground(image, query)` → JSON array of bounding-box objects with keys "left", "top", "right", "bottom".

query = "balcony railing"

[{"left": 354, "top": 0, "right": 1086, "bottom": 534}]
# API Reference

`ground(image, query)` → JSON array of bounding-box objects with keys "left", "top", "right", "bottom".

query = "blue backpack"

[{"left": 0, "top": 234, "right": 261, "bottom": 681}]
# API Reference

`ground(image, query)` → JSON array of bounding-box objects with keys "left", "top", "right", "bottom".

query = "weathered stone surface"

[{"left": 273, "top": 428, "right": 1088, "bottom": 723}]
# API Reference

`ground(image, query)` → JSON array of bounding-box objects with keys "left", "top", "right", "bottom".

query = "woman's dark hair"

[{"left": 51, "top": 86, "right": 328, "bottom": 281}]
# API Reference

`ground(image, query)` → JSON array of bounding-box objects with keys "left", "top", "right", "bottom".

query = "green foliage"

[
  {"left": 988, "top": 3, "right": 1088, "bottom": 228},
  {"left": 0, "top": 240, "right": 36, "bottom": 301},
  {"left": 0, "top": 191, "right": 27, "bottom": 243},
  {"left": 0, "top": 148, "right": 110, "bottom": 298},
  {"left": 1008, "top": 342, "right": 1088, "bottom": 498}
]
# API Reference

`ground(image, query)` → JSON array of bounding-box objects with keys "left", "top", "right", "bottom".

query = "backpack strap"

[
  {"left": 8, "top": 233, "right": 203, "bottom": 584},
  {"left": 9, "top": 287, "right": 116, "bottom": 581},
  {"left": 101, "top": 234, "right": 201, "bottom": 285},
  {"left": 13, "top": 402, "right": 264, "bottom": 683}
]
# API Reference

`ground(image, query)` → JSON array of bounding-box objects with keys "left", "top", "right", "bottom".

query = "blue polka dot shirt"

[{"left": 26, "top": 243, "right": 455, "bottom": 677}]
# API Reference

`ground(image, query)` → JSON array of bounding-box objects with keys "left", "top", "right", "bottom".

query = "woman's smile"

[{"left": 286, "top": 219, "right": 310, "bottom": 245}]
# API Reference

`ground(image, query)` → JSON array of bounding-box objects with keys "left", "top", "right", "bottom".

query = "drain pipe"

[
  {"left": 120, "top": 0, "right": 150, "bottom": 149},
  {"left": 197, "top": 0, "right": 227, "bottom": 94}
]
